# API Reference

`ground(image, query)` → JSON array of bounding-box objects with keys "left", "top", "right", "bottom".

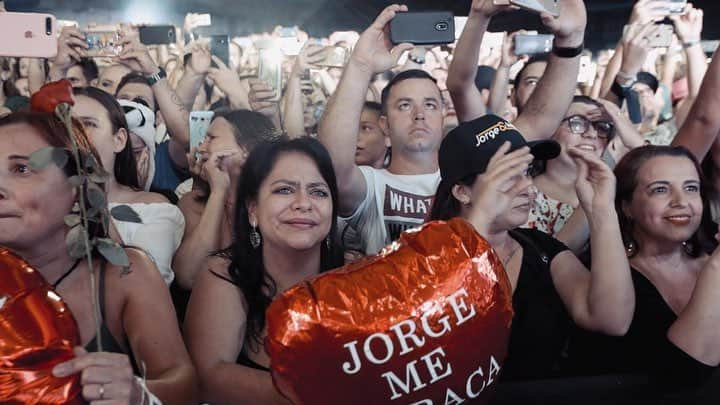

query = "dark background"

[{"left": 6, "top": 0, "right": 719, "bottom": 50}]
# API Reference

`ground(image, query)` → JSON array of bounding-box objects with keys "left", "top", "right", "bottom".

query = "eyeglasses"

[{"left": 561, "top": 115, "right": 615, "bottom": 140}]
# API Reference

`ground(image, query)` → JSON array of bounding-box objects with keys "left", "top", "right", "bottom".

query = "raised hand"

[
  {"left": 469, "top": 0, "right": 517, "bottom": 18},
  {"left": 349, "top": 4, "right": 414, "bottom": 75},
  {"left": 468, "top": 142, "right": 534, "bottom": 235},
  {"left": 117, "top": 30, "right": 160, "bottom": 76},
  {"left": 187, "top": 41, "right": 212, "bottom": 76},
  {"left": 620, "top": 22, "right": 662, "bottom": 77},
  {"left": 671, "top": 4, "right": 703, "bottom": 44},
  {"left": 540, "top": 0, "right": 587, "bottom": 47},
  {"left": 500, "top": 30, "right": 528, "bottom": 68},
  {"left": 568, "top": 147, "right": 616, "bottom": 216},
  {"left": 248, "top": 78, "right": 280, "bottom": 119},
  {"left": 54, "top": 27, "right": 88, "bottom": 70}
]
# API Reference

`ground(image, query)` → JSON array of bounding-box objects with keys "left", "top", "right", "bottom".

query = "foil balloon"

[
  {"left": 0, "top": 248, "right": 83, "bottom": 404},
  {"left": 266, "top": 218, "right": 513, "bottom": 405}
]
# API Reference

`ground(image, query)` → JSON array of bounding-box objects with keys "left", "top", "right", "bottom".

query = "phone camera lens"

[
  {"left": 435, "top": 22, "right": 448, "bottom": 31},
  {"left": 45, "top": 17, "right": 52, "bottom": 36}
]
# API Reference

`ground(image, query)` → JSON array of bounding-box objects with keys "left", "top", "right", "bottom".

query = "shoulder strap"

[{"left": 509, "top": 229, "right": 550, "bottom": 268}]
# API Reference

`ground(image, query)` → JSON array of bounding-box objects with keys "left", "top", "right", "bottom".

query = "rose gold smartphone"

[
  {"left": 509, "top": 0, "right": 560, "bottom": 17},
  {"left": 0, "top": 12, "right": 57, "bottom": 58}
]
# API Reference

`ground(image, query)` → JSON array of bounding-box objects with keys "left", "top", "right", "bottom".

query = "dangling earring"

[
  {"left": 625, "top": 241, "right": 636, "bottom": 257},
  {"left": 325, "top": 235, "right": 332, "bottom": 250},
  {"left": 249, "top": 224, "right": 262, "bottom": 249}
]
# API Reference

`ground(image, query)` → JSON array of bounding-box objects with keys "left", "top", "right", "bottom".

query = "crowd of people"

[{"left": 1, "top": 0, "right": 720, "bottom": 403}]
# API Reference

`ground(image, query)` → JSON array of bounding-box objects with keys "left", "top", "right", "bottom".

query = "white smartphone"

[
  {"left": 577, "top": 55, "right": 597, "bottom": 84},
  {"left": 0, "top": 12, "right": 57, "bottom": 58},
  {"left": 189, "top": 111, "right": 214, "bottom": 152},
  {"left": 195, "top": 14, "right": 212, "bottom": 27},
  {"left": 649, "top": 23, "right": 674, "bottom": 48},
  {"left": 514, "top": 34, "right": 554, "bottom": 55}
]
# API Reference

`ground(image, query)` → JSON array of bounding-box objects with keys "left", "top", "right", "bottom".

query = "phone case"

[
  {"left": 649, "top": 24, "right": 674, "bottom": 48},
  {"left": 189, "top": 111, "right": 214, "bottom": 151},
  {"left": 0, "top": 12, "right": 57, "bottom": 58},
  {"left": 514, "top": 34, "right": 554, "bottom": 56},
  {"left": 510, "top": 0, "right": 560, "bottom": 17},
  {"left": 211, "top": 35, "right": 230, "bottom": 67},
  {"left": 317, "top": 46, "right": 348, "bottom": 68},
  {"left": 84, "top": 29, "right": 121, "bottom": 57},
  {"left": 390, "top": 11, "right": 455, "bottom": 46},
  {"left": 258, "top": 47, "right": 283, "bottom": 102},
  {"left": 138, "top": 25, "right": 176, "bottom": 45}
]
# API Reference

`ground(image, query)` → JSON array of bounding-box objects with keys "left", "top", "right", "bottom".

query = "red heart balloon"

[
  {"left": 0, "top": 248, "right": 83, "bottom": 404},
  {"left": 266, "top": 218, "right": 513, "bottom": 405}
]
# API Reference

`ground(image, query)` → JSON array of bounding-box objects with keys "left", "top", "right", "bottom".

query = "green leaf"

[
  {"left": 65, "top": 225, "right": 87, "bottom": 259},
  {"left": 28, "top": 147, "right": 68, "bottom": 171},
  {"left": 64, "top": 214, "right": 81, "bottom": 227},
  {"left": 96, "top": 238, "right": 129, "bottom": 267},
  {"left": 68, "top": 175, "right": 84, "bottom": 187},
  {"left": 110, "top": 205, "right": 143, "bottom": 224},
  {"left": 87, "top": 182, "right": 106, "bottom": 209}
]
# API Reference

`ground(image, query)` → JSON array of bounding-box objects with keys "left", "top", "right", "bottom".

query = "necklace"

[
  {"left": 52, "top": 259, "right": 82, "bottom": 289},
  {"left": 499, "top": 238, "right": 521, "bottom": 267}
]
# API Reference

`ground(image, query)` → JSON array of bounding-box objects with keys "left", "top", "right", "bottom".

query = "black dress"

[{"left": 501, "top": 228, "right": 573, "bottom": 381}]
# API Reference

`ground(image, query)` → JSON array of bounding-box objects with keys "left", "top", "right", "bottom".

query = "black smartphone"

[
  {"left": 138, "top": 25, "right": 176, "bottom": 45},
  {"left": 210, "top": 34, "right": 230, "bottom": 67},
  {"left": 390, "top": 11, "right": 455, "bottom": 46}
]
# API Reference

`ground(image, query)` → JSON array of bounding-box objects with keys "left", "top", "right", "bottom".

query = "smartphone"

[
  {"left": 390, "top": 11, "right": 455, "bottom": 46},
  {"left": 84, "top": 28, "right": 121, "bottom": 57},
  {"left": 649, "top": 22, "right": 674, "bottom": 48},
  {"left": 317, "top": 46, "right": 348, "bottom": 68},
  {"left": 509, "top": 0, "right": 560, "bottom": 17},
  {"left": 0, "top": 12, "right": 57, "bottom": 58},
  {"left": 138, "top": 25, "right": 176, "bottom": 45},
  {"left": 211, "top": 34, "right": 230, "bottom": 67},
  {"left": 577, "top": 55, "right": 597, "bottom": 84},
  {"left": 257, "top": 46, "right": 283, "bottom": 102},
  {"left": 195, "top": 14, "right": 212, "bottom": 27},
  {"left": 189, "top": 111, "right": 214, "bottom": 152},
  {"left": 655, "top": 0, "right": 687, "bottom": 15},
  {"left": 514, "top": 34, "right": 554, "bottom": 55}
]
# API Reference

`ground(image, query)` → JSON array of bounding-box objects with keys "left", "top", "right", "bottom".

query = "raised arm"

[
  {"left": 175, "top": 42, "right": 212, "bottom": 111},
  {"left": 671, "top": 42, "right": 720, "bottom": 160},
  {"left": 317, "top": 4, "right": 412, "bottom": 216},
  {"left": 173, "top": 151, "right": 232, "bottom": 289},
  {"left": 447, "top": 0, "right": 508, "bottom": 122},
  {"left": 513, "top": 0, "right": 587, "bottom": 141},
  {"left": 671, "top": 4, "right": 706, "bottom": 126},
  {"left": 550, "top": 148, "right": 634, "bottom": 335},
  {"left": 118, "top": 33, "right": 191, "bottom": 169},
  {"left": 488, "top": 31, "right": 525, "bottom": 115},
  {"left": 282, "top": 44, "right": 325, "bottom": 138}
]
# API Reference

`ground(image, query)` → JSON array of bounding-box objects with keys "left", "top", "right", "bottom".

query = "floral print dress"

[{"left": 523, "top": 186, "right": 576, "bottom": 237}]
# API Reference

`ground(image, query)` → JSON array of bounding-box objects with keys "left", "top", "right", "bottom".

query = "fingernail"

[{"left": 52, "top": 364, "right": 70, "bottom": 377}]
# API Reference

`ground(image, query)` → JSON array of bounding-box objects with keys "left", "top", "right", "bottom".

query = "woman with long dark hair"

[
  {"left": 72, "top": 87, "right": 184, "bottom": 285},
  {"left": 184, "top": 137, "right": 343, "bottom": 403},
  {"left": 429, "top": 115, "right": 633, "bottom": 380}
]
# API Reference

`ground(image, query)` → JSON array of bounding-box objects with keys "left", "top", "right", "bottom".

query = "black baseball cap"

[{"left": 439, "top": 114, "right": 560, "bottom": 186}]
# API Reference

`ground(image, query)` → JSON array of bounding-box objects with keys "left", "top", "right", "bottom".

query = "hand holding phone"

[
  {"left": 84, "top": 28, "right": 122, "bottom": 57},
  {"left": 508, "top": 0, "right": 559, "bottom": 17},
  {"left": 189, "top": 111, "right": 214, "bottom": 152},
  {"left": 210, "top": 35, "right": 230, "bottom": 68},
  {"left": 257, "top": 45, "right": 283, "bottom": 102}
]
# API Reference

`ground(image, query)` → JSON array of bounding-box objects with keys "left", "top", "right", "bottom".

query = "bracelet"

[
  {"left": 552, "top": 43, "right": 584, "bottom": 58},
  {"left": 683, "top": 40, "right": 701, "bottom": 49},
  {"left": 146, "top": 68, "right": 167, "bottom": 86}
]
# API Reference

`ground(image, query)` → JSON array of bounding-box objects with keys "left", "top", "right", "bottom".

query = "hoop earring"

[{"left": 250, "top": 225, "right": 262, "bottom": 249}]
